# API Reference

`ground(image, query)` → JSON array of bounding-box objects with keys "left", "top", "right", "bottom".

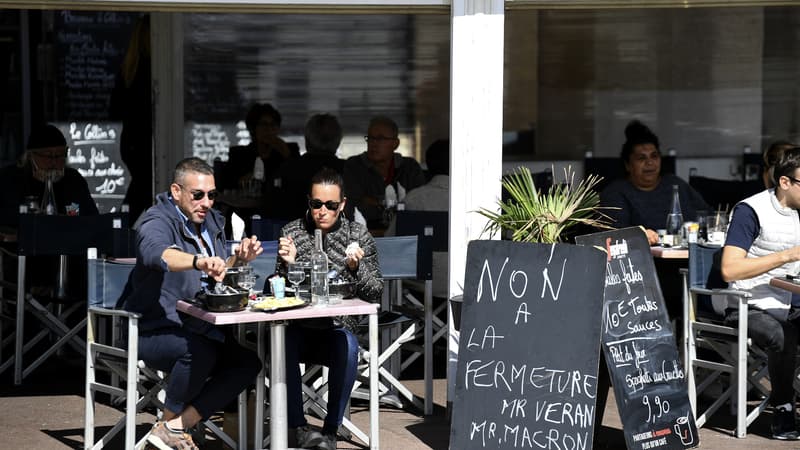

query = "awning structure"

[{"left": 0, "top": 0, "right": 448, "bottom": 13}]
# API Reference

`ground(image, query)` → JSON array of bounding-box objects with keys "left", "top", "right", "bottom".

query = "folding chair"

[
  {"left": 12, "top": 213, "right": 120, "bottom": 385},
  {"left": 395, "top": 210, "right": 449, "bottom": 415},
  {"left": 84, "top": 251, "right": 157, "bottom": 450},
  {"left": 84, "top": 250, "right": 248, "bottom": 450},
  {"left": 349, "top": 235, "right": 424, "bottom": 413},
  {"left": 681, "top": 243, "right": 770, "bottom": 438}
]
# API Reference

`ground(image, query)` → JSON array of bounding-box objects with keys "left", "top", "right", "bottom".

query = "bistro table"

[
  {"left": 650, "top": 245, "right": 689, "bottom": 259},
  {"left": 177, "top": 298, "right": 380, "bottom": 450}
]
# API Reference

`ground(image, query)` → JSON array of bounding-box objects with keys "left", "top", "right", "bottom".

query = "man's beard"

[{"left": 31, "top": 158, "right": 65, "bottom": 183}]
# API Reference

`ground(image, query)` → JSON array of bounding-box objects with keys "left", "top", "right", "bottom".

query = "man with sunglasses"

[
  {"left": 720, "top": 146, "right": 800, "bottom": 440},
  {"left": 0, "top": 123, "right": 98, "bottom": 228},
  {"left": 118, "top": 157, "right": 262, "bottom": 450},
  {"left": 275, "top": 168, "right": 382, "bottom": 450}
]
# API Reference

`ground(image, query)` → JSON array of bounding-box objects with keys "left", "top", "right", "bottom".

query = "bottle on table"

[
  {"left": 311, "top": 228, "right": 329, "bottom": 306},
  {"left": 664, "top": 184, "right": 683, "bottom": 247},
  {"left": 41, "top": 176, "right": 57, "bottom": 215}
]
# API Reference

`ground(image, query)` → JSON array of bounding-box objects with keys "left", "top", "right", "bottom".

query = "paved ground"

[{"left": 1, "top": 356, "right": 799, "bottom": 449}]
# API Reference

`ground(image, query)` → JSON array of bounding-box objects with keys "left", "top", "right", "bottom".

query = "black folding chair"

[
  {"left": 11, "top": 213, "right": 124, "bottom": 385},
  {"left": 395, "top": 210, "right": 448, "bottom": 415}
]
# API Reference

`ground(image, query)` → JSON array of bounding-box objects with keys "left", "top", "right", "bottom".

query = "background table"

[
  {"left": 650, "top": 245, "right": 689, "bottom": 259},
  {"left": 177, "top": 298, "right": 380, "bottom": 450}
]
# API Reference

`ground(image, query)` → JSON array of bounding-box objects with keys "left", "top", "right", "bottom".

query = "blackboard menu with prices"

[
  {"left": 54, "top": 11, "right": 137, "bottom": 120},
  {"left": 58, "top": 122, "right": 127, "bottom": 214},
  {"left": 450, "top": 240, "right": 606, "bottom": 450},
  {"left": 575, "top": 227, "right": 698, "bottom": 450}
]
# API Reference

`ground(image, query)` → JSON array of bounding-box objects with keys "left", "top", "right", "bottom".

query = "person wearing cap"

[{"left": 0, "top": 123, "right": 98, "bottom": 229}]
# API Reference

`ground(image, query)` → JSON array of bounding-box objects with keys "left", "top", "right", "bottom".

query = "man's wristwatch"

[{"left": 192, "top": 254, "right": 200, "bottom": 270}]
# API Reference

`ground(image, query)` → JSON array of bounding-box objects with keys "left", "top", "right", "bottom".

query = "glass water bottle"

[
  {"left": 665, "top": 185, "right": 683, "bottom": 247},
  {"left": 41, "top": 176, "right": 57, "bottom": 215},
  {"left": 310, "top": 228, "right": 329, "bottom": 306}
]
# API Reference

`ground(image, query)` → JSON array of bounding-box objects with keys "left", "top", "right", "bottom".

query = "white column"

[
  {"left": 447, "top": 0, "right": 504, "bottom": 410},
  {"left": 151, "top": 13, "right": 185, "bottom": 194}
]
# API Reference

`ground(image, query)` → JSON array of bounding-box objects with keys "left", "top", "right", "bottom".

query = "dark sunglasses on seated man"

[
  {"left": 308, "top": 198, "right": 341, "bottom": 211},
  {"left": 178, "top": 184, "right": 219, "bottom": 201}
]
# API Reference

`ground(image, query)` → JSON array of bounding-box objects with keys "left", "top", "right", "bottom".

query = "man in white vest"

[{"left": 721, "top": 146, "right": 800, "bottom": 440}]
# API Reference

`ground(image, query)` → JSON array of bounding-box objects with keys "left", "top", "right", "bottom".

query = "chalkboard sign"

[
  {"left": 57, "top": 121, "right": 128, "bottom": 214},
  {"left": 575, "top": 227, "right": 699, "bottom": 450},
  {"left": 186, "top": 121, "right": 248, "bottom": 163},
  {"left": 450, "top": 240, "right": 606, "bottom": 449},
  {"left": 54, "top": 11, "right": 137, "bottom": 120}
]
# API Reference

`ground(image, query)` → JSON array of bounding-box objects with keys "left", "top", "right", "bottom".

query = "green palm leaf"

[{"left": 477, "top": 166, "right": 614, "bottom": 243}]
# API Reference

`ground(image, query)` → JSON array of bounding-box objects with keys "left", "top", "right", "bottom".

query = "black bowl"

[
  {"left": 197, "top": 289, "right": 248, "bottom": 312},
  {"left": 329, "top": 280, "right": 356, "bottom": 299}
]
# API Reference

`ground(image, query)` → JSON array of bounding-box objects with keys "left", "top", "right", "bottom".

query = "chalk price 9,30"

[{"left": 642, "top": 395, "right": 670, "bottom": 423}]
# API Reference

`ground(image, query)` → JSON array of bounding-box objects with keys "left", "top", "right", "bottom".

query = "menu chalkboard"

[
  {"left": 54, "top": 11, "right": 137, "bottom": 120},
  {"left": 186, "top": 121, "right": 248, "bottom": 163},
  {"left": 450, "top": 240, "right": 606, "bottom": 449},
  {"left": 575, "top": 227, "right": 699, "bottom": 450},
  {"left": 58, "top": 121, "right": 128, "bottom": 214}
]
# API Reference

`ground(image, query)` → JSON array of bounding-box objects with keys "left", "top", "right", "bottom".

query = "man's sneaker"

[
  {"left": 317, "top": 432, "right": 337, "bottom": 450},
  {"left": 295, "top": 424, "right": 325, "bottom": 448},
  {"left": 146, "top": 421, "right": 199, "bottom": 450},
  {"left": 771, "top": 409, "right": 800, "bottom": 440}
]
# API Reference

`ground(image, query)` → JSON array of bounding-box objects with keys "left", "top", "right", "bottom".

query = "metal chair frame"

[
  {"left": 681, "top": 243, "right": 770, "bottom": 438},
  {"left": 84, "top": 250, "right": 247, "bottom": 450}
]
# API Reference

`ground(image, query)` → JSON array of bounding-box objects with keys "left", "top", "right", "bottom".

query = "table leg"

[
  {"left": 255, "top": 322, "right": 265, "bottom": 449},
  {"left": 424, "top": 279, "right": 433, "bottom": 415},
  {"left": 369, "top": 312, "right": 379, "bottom": 449},
  {"left": 270, "top": 321, "right": 288, "bottom": 450},
  {"left": 236, "top": 325, "right": 247, "bottom": 450}
]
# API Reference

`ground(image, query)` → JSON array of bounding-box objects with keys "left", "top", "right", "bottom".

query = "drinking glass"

[
  {"left": 237, "top": 265, "right": 256, "bottom": 294},
  {"left": 287, "top": 263, "right": 305, "bottom": 296},
  {"left": 707, "top": 213, "right": 728, "bottom": 245}
]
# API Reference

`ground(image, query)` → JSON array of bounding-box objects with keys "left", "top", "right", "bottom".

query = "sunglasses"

[
  {"left": 178, "top": 184, "right": 219, "bottom": 201},
  {"left": 308, "top": 198, "right": 341, "bottom": 210}
]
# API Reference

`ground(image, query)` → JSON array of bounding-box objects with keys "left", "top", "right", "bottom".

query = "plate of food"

[{"left": 249, "top": 295, "right": 308, "bottom": 312}]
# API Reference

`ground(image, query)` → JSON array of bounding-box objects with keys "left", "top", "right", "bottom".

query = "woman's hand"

[
  {"left": 345, "top": 246, "right": 365, "bottom": 271},
  {"left": 278, "top": 236, "right": 297, "bottom": 264}
]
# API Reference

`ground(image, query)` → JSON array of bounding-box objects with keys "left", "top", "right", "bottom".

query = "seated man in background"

[
  {"left": 225, "top": 102, "right": 299, "bottom": 190},
  {"left": 0, "top": 123, "right": 99, "bottom": 298},
  {"left": 601, "top": 120, "right": 708, "bottom": 245},
  {"left": 0, "top": 123, "right": 98, "bottom": 228},
  {"left": 278, "top": 113, "right": 344, "bottom": 220},
  {"left": 276, "top": 168, "right": 382, "bottom": 450},
  {"left": 343, "top": 116, "right": 425, "bottom": 230},
  {"left": 720, "top": 146, "right": 800, "bottom": 440},
  {"left": 119, "top": 157, "right": 263, "bottom": 449}
]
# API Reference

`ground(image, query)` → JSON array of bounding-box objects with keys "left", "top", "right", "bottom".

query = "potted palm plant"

[{"left": 478, "top": 166, "right": 612, "bottom": 243}]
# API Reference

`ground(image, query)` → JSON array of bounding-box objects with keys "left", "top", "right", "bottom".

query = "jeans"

[
  {"left": 138, "top": 327, "right": 262, "bottom": 419},
  {"left": 725, "top": 307, "right": 799, "bottom": 406},
  {"left": 285, "top": 323, "right": 359, "bottom": 435}
]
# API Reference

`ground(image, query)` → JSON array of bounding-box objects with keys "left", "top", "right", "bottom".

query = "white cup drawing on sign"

[{"left": 673, "top": 413, "right": 694, "bottom": 446}]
